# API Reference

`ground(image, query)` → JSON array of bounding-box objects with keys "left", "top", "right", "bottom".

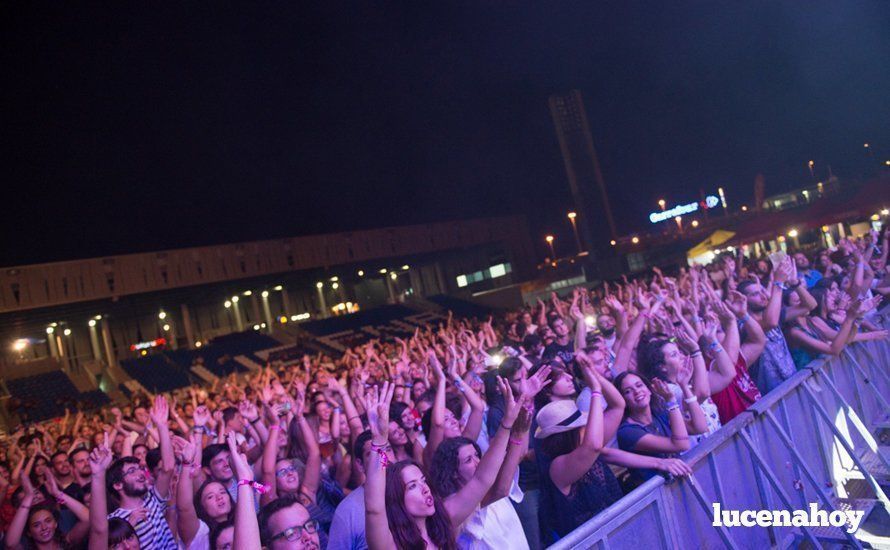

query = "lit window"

[
  {"left": 489, "top": 264, "right": 507, "bottom": 278},
  {"left": 456, "top": 275, "right": 468, "bottom": 288}
]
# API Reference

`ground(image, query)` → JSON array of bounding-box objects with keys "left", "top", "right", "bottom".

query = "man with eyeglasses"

[
  {"left": 259, "top": 495, "right": 321, "bottom": 550},
  {"left": 107, "top": 396, "right": 177, "bottom": 550}
]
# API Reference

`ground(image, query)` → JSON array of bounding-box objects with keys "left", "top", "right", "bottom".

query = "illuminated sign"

[
  {"left": 649, "top": 195, "right": 720, "bottom": 224},
  {"left": 130, "top": 338, "right": 167, "bottom": 351}
]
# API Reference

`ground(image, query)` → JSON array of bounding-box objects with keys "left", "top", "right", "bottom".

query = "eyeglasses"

[
  {"left": 122, "top": 467, "right": 143, "bottom": 477},
  {"left": 271, "top": 519, "right": 319, "bottom": 542},
  {"left": 275, "top": 466, "right": 297, "bottom": 477}
]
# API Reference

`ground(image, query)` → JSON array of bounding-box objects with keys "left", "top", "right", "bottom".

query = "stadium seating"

[
  {"left": 6, "top": 371, "right": 102, "bottom": 422},
  {"left": 166, "top": 330, "right": 280, "bottom": 377},
  {"left": 120, "top": 354, "right": 192, "bottom": 393}
]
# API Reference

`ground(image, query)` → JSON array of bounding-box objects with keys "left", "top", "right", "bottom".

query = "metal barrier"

[{"left": 551, "top": 320, "right": 890, "bottom": 549}]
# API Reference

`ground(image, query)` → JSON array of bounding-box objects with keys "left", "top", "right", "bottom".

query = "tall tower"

[{"left": 548, "top": 90, "right": 617, "bottom": 251}]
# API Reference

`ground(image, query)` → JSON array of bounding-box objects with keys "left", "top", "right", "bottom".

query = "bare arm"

[
  {"left": 228, "top": 433, "right": 262, "bottom": 550},
  {"left": 363, "top": 383, "right": 398, "bottom": 550},
  {"left": 445, "top": 379, "right": 522, "bottom": 527}
]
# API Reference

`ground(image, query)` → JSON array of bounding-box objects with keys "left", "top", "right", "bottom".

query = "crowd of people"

[{"left": 0, "top": 228, "right": 888, "bottom": 550}]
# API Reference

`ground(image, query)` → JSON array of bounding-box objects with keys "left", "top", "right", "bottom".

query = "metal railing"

[{"left": 551, "top": 314, "right": 890, "bottom": 549}]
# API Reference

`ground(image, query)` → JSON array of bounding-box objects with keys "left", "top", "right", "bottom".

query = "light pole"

[
  {"left": 545, "top": 235, "right": 556, "bottom": 263},
  {"left": 567, "top": 212, "right": 583, "bottom": 254}
]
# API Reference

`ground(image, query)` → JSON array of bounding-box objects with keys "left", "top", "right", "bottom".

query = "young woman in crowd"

[
  {"left": 534, "top": 360, "right": 623, "bottom": 541},
  {"left": 615, "top": 370, "right": 702, "bottom": 488}
]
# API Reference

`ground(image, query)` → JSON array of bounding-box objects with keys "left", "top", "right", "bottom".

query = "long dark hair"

[
  {"left": 194, "top": 479, "right": 235, "bottom": 529},
  {"left": 385, "top": 460, "right": 457, "bottom": 550},
  {"left": 429, "top": 437, "right": 479, "bottom": 498},
  {"left": 636, "top": 335, "right": 672, "bottom": 381}
]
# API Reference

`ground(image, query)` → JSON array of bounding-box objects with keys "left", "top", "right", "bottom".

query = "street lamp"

[
  {"left": 658, "top": 199, "right": 666, "bottom": 211},
  {"left": 631, "top": 236, "right": 640, "bottom": 244},
  {"left": 807, "top": 160, "right": 815, "bottom": 179},
  {"left": 566, "top": 212, "right": 583, "bottom": 254},
  {"left": 691, "top": 220, "right": 699, "bottom": 228},
  {"left": 545, "top": 235, "right": 556, "bottom": 261}
]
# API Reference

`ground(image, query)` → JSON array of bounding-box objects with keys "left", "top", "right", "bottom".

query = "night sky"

[{"left": 3, "top": 2, "right": 889, "bottom": 266}]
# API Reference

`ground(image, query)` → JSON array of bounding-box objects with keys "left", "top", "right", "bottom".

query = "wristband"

[
  {"left": 689, "top": 350, "right": 702, "bottom": 359},
  {"left": 249, "top": 418, "right": 261, "bottom": 424},
  {"left": 664, "top": 400, "right": 679, "bottom": 410},
  {"left": 373, "top": 446, "right": 390, "bottom": 468},
  {"left": 499, "top": 422, "right": 514, "bottom": 431},
  {"left": 269, "top": 425, "right": 281, "bottom": 431},
  {"left": 237, "top": 479, "right": 269, "bottom": 494},
  {"left": 707, "top": 342, "right": 723, "bottom": 353},
  {"left": 509, "top": 439, "right": 523, "bottom": 446},
  {"left": 333, "top": 407, "right": 342, "bottom": 414},
  {"left": 773, "top": 282, "right": 788, "bottom": 291},
  {"left": 192, "top": 426, "right": 206, "bottom": 434},
  {"left": 683, "top": 396, "right": 698, "bottom": 404},
  {"left": 738, "top": 313, "right": 750, "bottom": 326}
]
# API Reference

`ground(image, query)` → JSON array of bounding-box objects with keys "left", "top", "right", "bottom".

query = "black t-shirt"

[{"left": 543, "top": 340, "right": 575, "bottom": 363}]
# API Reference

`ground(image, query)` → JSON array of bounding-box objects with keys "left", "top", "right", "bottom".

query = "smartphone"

[{"left": 768, "top": 251, "right": 787, "bottom": 270}]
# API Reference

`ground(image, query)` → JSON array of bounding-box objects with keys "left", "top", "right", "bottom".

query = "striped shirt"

[{"left": 109, "top": 487, "right": 177, "bottom": 550}]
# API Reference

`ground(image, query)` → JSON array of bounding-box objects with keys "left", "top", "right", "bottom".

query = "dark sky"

[{"left": 3, "top": 2, "right": 889, "bottom": 266}]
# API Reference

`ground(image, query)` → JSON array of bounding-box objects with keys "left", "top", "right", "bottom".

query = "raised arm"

[
  {"left": 675, "top": 328, "right": 710, "bottom": 401},
  {"left": 363, "top": 383, "right": 398, "bottom": 550},
  {"left": 549, "top": 374, "right": 604, "bottom": 495},
  {"left": 294, "top": 392, "right": 321, "bottom": 504},
  {"left": 423, "top": 351, "right": 448, "bottom": 465},
  {"left": 762, "top": 259, "right": 791, "bottom": 330},
  {"left": 700, "top": 316, "right": 736, "bottom": 395},
  {"left": 149, "top": 395, "right": 176, "bottom": 498},
  {"left": 5, "top": 471, "right": 36, "bottom": 549},
  {"left": 87, "top": 441, "right": 114, "bottom": 550},
  {"left": 629, "top": 379, "right": 691, "bottom": 454},
  {"left": 227, "top": 433, "right": 262, "bottom": 550},
  {"left": 175, "top": 436, "right": 201, "bottom": 546},
  {"left": 445, "top": 378, "right": 523, "bottom": 527}
]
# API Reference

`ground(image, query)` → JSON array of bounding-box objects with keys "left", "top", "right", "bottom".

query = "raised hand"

[
  {"left": 700, "top": 315, "right": 719, "bottom": 343},
  {"left": 149, "top": 395, "right": 170, "bottom": 426},
  {"left": 774, "top": 258, "right": 793, "bottom": 283},
  {"left": 676, "top": 360, "right": 694, "bottom": 388},
  {"left": 238, "top": 400, "right": 259, "bottom": 423},
  {"left": 193, "top": 406, "right": 210, "bottom": 427},
  {"left": 651, "top": 377, "right": 675, "bottom": 402},
  {"left": 45, "top": 472, "right": 63, "bottom": 499},
  {"left": 520, "top": 365, "right": 552, "bottom": 399},
  {"left": 363, "top": 382, "right": 395, "bottom": 444},
  {"left": 675, "top": 328, "right": 700, "bottom": 355},
  {"left": 712, "top": 299, "right": 736, "bottom": 324},
  {"left": 497, "top": 377, "right": 522, "bottom": 427},
  {"left": 226, "top": 431, "right": 254, "bottom": 482}
]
